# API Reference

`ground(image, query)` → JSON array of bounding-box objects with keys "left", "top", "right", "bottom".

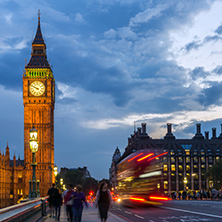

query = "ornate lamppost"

[
  {"left": 54, "top": 165, "right": 58, "bottom": 188},
  {"left": 29, "top": 125, "right": 39, "bottom": 198}
]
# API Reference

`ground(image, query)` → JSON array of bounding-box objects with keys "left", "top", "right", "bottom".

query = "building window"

[
  {"left": 171, "top": 157, "right": 175, "bottom": 163},
  {"left": 179, "top": 157, "right": 183, "bottom": 163},
  {"left": 164, "top": 181, "right": 168, "bottom": 189},
  {"left": 194, "top": 157, "right": 198, "bottom": 163},
  {"left": 201, "top": 150, "right": 205, "bottom": 155},
  {"left": 181, "top": 144, "right": 192, "bottom": 149},
  {"left": 171, "top": 165, "right": 175, "bottom": 171},
  {"left": 186, "top": 157, "right": 190, "bottom": 163},
  {"left": 194, "top": 164, "right": 198, "bottom": 168},
  {"left": 216, "top": 157, "right": 220, "bottom": 162},
  {"left": 163, "top": 165, "right": 168, "bottom": 171},
  {"left": 179, "top": 165, "right": 183, "bottom": 171},
  {"left": 209, "top": 157, "right": 213, "bottom": 163},
  {"left": 186, "top": 165, "right": 190, "bottom": 171},
  {"left": 201, "top": 157, "right": 205, "bottom": 163},
  {"left": 185, "top": 150, "right": 190, "bottom": 155},
  {"left": 201, "top": 165, "right": 205, "bottom": 168}
]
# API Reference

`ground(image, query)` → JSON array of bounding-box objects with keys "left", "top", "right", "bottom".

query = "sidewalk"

[{"left": 41, "top": 202, "right": 127, "bottom": 222}]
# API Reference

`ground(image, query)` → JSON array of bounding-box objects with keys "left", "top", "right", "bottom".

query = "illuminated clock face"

[{"left": 30, "top": 81, "right": 45, "bottom": 96}]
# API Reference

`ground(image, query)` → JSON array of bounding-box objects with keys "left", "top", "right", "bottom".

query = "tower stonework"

[{"left": 23, "top": 14, "right": 55, "bottom": 197}]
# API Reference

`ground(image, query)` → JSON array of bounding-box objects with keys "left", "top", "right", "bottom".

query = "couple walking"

[
  {"left": 64, "top": 181, "right": 112, "bottom": 222},
  {"left": 64, "top": 184, "right": 88, "bottom": 222}
]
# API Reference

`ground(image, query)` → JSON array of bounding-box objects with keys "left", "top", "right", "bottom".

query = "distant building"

[
  {"left": 0, "top": 144, "right": 24, "bottom": 208},
  {"left": 109, "top": 147, "right": 121, "bottom": 193},
  {"left": 111, "top": 123, "right": 222, "bottom": 192},
  {"left": 60, "top": 166, "right": 91, "bottom": 180}
]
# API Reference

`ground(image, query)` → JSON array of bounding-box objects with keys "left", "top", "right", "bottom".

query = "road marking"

[
  {"left": 125, "top": 211, "right": 132, "bottom": 214},
  {"left": 134, "top": 214, "right": 144, "bottom": 219},
  {"left": 160, "top": 206, "right": 222, "bottom": 219},
  {"left": 149, "top": 220, "right": 155, "bottom": 222}
]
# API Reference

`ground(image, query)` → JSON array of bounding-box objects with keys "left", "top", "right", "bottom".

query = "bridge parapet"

[{"left": 0, "top": 197, "right": 48, "bottom": 222}]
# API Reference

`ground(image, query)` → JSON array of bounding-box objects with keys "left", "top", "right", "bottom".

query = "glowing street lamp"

[
  {"left": 54, "top": 165, "right": 58, "bottom": 188},
  {"left": 184, "top": 177, "right": 188, "bottom": 189},
  {"left": 60, "top": 178, "right": 63, "bottom": 191},
  {"left": 29, "top": 125, "right": 39, "bottom": 198}
]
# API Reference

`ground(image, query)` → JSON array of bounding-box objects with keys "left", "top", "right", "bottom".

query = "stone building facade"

[
  {"left": 0, "top": 144, "right": 24, "bottom": 208},
  {"left": 0, "top": 13, "right": 55, "bottom": 208},
  {"left": 111, "top": 123, "right": 222, "bottom": 192}
]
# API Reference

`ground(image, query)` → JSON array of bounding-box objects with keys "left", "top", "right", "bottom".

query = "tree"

[
  {"left": 64, "top": 170, "right": 84, "bottom": 186},
  {"left": 82, "top": 177, "right": 99, "bottom": 195},
  {"left": 206, "top": 160, "right": 222, "bottom": 189}
]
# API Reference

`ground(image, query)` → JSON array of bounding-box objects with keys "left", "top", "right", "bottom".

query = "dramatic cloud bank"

[{"left": 0, "top": 0, "right": 222, "bottom": 179}]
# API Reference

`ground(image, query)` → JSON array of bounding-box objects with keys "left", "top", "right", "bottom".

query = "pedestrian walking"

[
  {"left": 64, "top": 184, "right": 74, "bottom": 221},
  {"left": 47, "top": 183, "right": 57, "bottom": 218},
  {"left": 52, "top": 188, "right": 63, "bottom": 221},
  {"left": 70, "top": 185, "right": 88, "bottom": 222},
  {"left": 95, "top": 181, "right": 112, "bottom": 222}
]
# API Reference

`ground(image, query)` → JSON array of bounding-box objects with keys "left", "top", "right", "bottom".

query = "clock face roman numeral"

[{"left": 29, "top": 81, "right": 45, "bottom": 96}]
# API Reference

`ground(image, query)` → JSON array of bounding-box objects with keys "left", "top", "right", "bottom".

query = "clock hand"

[{"left": 32, "top": 85, "right": 39, "bottom": 90}]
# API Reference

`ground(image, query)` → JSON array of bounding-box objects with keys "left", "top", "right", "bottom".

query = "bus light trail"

[
  {"left": 147, "top": 151, "right": 168, "bottom": 161},
  {"left": 128, "top": 153, "right": 143, "bottom": 162},
  {"left": 137, "top": 153, "right": 154, "bottom": 162},
  {"left": 129, "top": 197, "right": 146, "bottom": 202},
  {"left": 149, "top": 196, "right": 170, "bottom": 201}
]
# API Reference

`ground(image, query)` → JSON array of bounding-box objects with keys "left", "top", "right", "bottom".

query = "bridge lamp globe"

[{"left": 30, "top": 126, "right": 38, "bottom": 153}]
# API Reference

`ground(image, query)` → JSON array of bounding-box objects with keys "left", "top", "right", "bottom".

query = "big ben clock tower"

[{"left": 23, "top": 12, "right": 55, "bottom": 196}]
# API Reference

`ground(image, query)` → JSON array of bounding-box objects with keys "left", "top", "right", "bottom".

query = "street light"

[
  {"left": 29, "top": 125, "right": 38, "bottom": 198},
  {"left": 60, "top": 178, "right": 63, "bottom": 191},
  {"left": 184, "top": 177, "right": 188, "bottom": 189},
  {"left": 54, "top": 165, "right": 58, "bottom": 188}
]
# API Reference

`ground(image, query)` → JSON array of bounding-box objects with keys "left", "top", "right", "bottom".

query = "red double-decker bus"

[{"left": 117, "top": 148, "right": 170, "bottom": 206}]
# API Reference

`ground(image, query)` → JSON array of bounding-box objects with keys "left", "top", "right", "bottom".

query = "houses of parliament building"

[{"left": 0, "top": 13, "right": 55, "bottom": 208}]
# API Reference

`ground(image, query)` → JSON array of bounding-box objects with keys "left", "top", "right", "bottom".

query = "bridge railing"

[{"left": 0, "top": 197, "right": 48, "bottom": 222}]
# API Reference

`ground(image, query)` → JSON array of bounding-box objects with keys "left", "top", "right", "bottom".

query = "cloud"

[
  {"left": 75, "top": 13, "right": 85, "bottom": 23},
  {"left": 129, "top": 4, "right": 168, "bottom": 26}
]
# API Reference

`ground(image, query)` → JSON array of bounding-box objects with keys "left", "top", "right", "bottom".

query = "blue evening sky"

[{"left": 1, "top": 0, "right": 222, "bottom": 179}]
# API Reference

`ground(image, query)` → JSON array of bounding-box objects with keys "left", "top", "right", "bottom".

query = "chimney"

[
  {"left": 142, "top": 123, "right": 146, "bottom": 134},
  {"left": 167, "top": 123, "right": 172, "bottom": 134},
  {"left": 196, "top": 123, "right": 201, "bottom": 134},
  {"left": 193, "top": 123, "right": 204, "bottom": 139},
  {"left": 219, "top": 124, "right": 222, "bottom": 139},
  {"left": 137, "top": 127, "right": 141, "bottom": 135},
  {"left": 212, "top": 128, "right": 217, "bottom": 139},
  {"left": 164, "top": 123, "right": 175, "bottom": 139},
  {"left": 205, "top": 131, "right": 209, "bottom": 140}
]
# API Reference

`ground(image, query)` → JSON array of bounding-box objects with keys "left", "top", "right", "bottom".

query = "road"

[{"left": 110, "top": 200, "right": 222, "bottom": 222}]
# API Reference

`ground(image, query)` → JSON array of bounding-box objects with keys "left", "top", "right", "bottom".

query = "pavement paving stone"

[{"left": 41, "top": 203, "right": 127, "bottom": 222}]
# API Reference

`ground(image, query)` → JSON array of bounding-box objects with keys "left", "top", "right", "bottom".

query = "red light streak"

[
  {"left": 137, "top": 153, "right": 154, "bottom": 162},
  {"left": 149, "top": 196, "right": 169, "bottom": 201},
  {"left": 147, "top": 151, "right": 168, "bottom": 161},
  {"left": 129, "top": 197, "right": 146, "bottom": 202},
  {"left": 128, "top": 153, "right": 143, "bottom": 162}
]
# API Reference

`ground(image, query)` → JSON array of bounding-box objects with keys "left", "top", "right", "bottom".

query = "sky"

[{"left": 1, "top": 0, "right": 222, "bottom": 180}]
